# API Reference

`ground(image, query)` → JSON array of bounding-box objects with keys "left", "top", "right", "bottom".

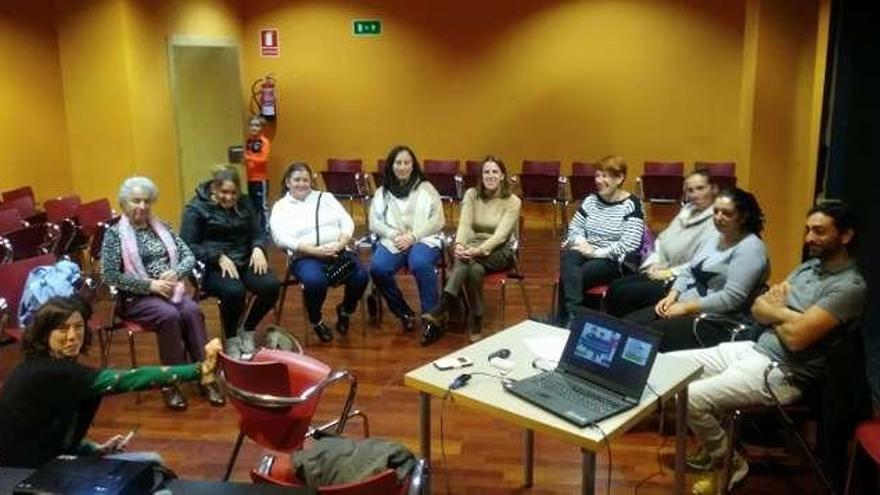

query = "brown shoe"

[
  {"left": 199, "top": 383, "right": 226, "bottom": 407},
  {"left": 160, "top": 385, "right": 188, "bottom": 411}
]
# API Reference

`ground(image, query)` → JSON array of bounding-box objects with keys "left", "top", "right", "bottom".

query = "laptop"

[{"left": 507, "top": 310, "right": 662, "bottom": 427}]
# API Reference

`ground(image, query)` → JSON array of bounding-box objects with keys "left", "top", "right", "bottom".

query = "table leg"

[
  {"left": 674, "top": 387, "right": 688, "bottom": 495},
  {"left": 419, "top": 392, "right": 431, "bottom": 494},
  {"left": 581, "top": 449, "right": 596, "bottom": 495},
  {"left": 523, "top": 429, "right": 534, "bottom": 487}
]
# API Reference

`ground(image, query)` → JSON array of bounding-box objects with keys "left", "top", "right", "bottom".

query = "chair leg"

[
  {"left": 720, "top": 409, "right": 742, "bottom": 495},
  {"left": 775, "top": 406, "right": 836, "bottom": 493},
  {"left": 102, "top": 328, "right": 114, "bottom": 368},
  {"left": 551, "top": 281, "right": 559, "bottom": 320},
  {"left": 844, "top": 438, "right": 860, "bottom": 495},
  {"left": 274, "top": 282, "right": 289, "bottom": 325},
  {"left": 223, "top": 431, "right": 246, "bottom": 482},
  {"left": 128, "top": 330, "right": 141, "bottom": 404},
  {"left": 500, "top": 280, "right": 507, "bottom": 327},
  {"left": 517, "top": 279, "right": 532, "bottom": 319}
]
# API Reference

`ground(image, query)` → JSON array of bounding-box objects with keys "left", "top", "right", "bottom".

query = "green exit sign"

[{"left": 353, "top": 19, "right": 382, "bottom": 36}]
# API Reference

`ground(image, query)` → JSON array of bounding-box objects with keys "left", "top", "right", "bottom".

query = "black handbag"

[{"left": 316, "top": 192, "right": 357, "bottom": 287}]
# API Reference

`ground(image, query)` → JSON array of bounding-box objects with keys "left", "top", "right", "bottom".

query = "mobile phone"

[{"left": 433, "top": 356, "right": 474, "bottom": 371}]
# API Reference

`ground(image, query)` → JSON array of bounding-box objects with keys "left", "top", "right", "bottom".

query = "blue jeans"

[
  {"left": 369, "top": 243, "right": 440, "bottom": 318},
  {"left": 290, "top": 256, "right": 369, "bottom": 324}
]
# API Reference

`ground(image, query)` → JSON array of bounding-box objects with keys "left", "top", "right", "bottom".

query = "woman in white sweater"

[
  {"left": 606, "top": 170, "right": 718, "bottom": 316},
  {"left": 369, "top": 145, "right": 445, "bottom": 335},
  {"left": 271, "top": 162, "right": 369, "bottom": 342}
]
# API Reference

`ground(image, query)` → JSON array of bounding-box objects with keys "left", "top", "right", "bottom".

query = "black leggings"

[
  {"left": 606, "top": 273, "right": 669, "bottom": 317},
  {"left": 203, "top": 264, "right": 281, "bottom": 338},
  {"left": 625, "top": 306, "right": 735, "bottom": 352},
  {"left": 559, "top": 250, "right": 621, "bottom": 316}
]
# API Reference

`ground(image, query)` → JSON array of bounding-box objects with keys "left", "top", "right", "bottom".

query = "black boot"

[
  {"left": 335, "top": 304, "right": 350, "bottom": 335},
  {"left": 311, "top": 321, "right": 333, "bottom": 342},
  {"left": 422, "top": 292, "right": 454, "bottom": 326},
  {"left": 421, "top": 320, "right": 444, "bottom": 346}
]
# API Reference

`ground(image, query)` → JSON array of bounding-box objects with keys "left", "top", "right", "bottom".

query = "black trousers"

[
  {"left": 606, "top": 273, "right": 669, "bottom": 317},
  {"left": 559, "top": 250, "right": 621, "bottom": 316},
  {"left": 624, "top": 305, "right": 735, "bottom": 352},
  {"left": 203, "top": 264, "right": 281, "bottom": 338}
]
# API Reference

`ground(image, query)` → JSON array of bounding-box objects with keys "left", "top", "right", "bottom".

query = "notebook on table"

[{"left": 507, "top": 310, "right": 662, "bottom": 427}]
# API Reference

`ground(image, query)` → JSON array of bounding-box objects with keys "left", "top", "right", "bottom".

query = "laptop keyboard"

[{"left": 532, "top": 373, "right": 620, "bottom": 414}]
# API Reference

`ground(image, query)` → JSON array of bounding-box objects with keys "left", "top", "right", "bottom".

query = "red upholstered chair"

[
  {"left": 0, "top": 208, "right": 27, "bottom": 235},
  {"left": 76, "top": 198, "right": 114, "bottom": 238},
  {"left": 0, "top": 253, "right": 57, "bottom": 343},
  {"left": 423, "top": 159, "right": 462, "bottom": 201},
  {"left": 568, "top": 161, "right": 598, "bottom": 200},
  {"left": 322, "top": 159, "right": 370, "bottom": 221},
  {"left": 0, "top": 195, "right": 44, "bottom": 224},
  {"left": 370, "top": 159, "right": 387, "bottom": 193},
  {"left": 218, "top": 348, "right": 367, "bottom": 482},
  {"left": 845, "top": 420, "right": 880, "bottom": 494},
  {"left": 516, "top": 160, "right": 564, "bottom": 235},
  {"left": 463, "top": 160, "right": 483, "bottom": 190},
  {"left": 44, "top": 195, "right": 82, "bottom": 223},
  {"left": 694, "top": 161, "right": 737, "bottom": 190},
  {"left": 0, "top": 238, "right": 11, "bottom": 264},
  {"left": 4, "top": 222, "right": 61, "bottom": 261},
  {"left": 2, "top": 186, "right": 34, "bottom": 203},
  {"left": 637, "top": 161, "right": 685, "bottom": 205}
]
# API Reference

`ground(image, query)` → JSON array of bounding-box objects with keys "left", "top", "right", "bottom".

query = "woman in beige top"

[{"left": 422, "top": 156, "right": 522, "bottom": 344}]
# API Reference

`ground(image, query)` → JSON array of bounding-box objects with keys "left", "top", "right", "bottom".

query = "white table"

[{"left": 404, "top": 320, "right": 702, "bottom": 494}]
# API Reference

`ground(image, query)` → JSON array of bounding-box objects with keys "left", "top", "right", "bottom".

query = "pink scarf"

[{"left": 118, "top": 214, "right": 179, "bottom": 278}]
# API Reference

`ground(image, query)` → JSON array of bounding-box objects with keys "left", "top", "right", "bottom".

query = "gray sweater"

[
  {"left": 641, "top": 203, "right": 716, "bottom": 276},
  {"left": 672, "top": 232, "right": 769, "bottom": 315}
]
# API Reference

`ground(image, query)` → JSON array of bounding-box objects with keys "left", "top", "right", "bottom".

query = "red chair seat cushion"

[{"left": 2, "top": 326, "right": 23, "bottom": 341}]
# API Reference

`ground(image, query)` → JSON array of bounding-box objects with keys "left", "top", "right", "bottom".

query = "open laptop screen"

[{"left": 560, "top": 310, "right": 662, "bottom": 400}]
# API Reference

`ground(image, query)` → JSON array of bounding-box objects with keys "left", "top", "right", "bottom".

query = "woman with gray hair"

[{"left": 101, "top": 176, "right": 223, "bottom": 410}]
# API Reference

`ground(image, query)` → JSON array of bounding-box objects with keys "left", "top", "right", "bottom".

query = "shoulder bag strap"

[{"left": 315, "top": 192, "right": 323, "bottom": 246}]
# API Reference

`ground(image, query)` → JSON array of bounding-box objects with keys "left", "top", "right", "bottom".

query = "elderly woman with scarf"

[
  {"left": 369, "top": 145, "right": 445, "bottom": 338},
  {"left": 101, "top": 176, "right": 223, "bottom": 410}
]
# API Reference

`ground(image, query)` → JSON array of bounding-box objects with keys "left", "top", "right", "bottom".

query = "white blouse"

[{"left": 270, "top": 190, "right": 354, "bottom": 257}]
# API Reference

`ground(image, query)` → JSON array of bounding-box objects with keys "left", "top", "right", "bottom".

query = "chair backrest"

[
  {"left": 522, "top": 160, "right": 561, "bottom": 175},
  {"left": 423, "top": 159, "right": 459, "bottom": 175},
  {"left": 0, "top": 196, "right": 37, "bottom": 219},
  {"left": 0, "top": 209, "right": 25, "bottom": 235},
  {"left": 0, "top": 253, "right": 56, "bottom": 328},
  {"left": 322, "top": 171, "right": 364, "bottom": 197},
  {"left": 2, "top": 186, "right": 34, "bottom": 203},
  {"left": 220, "top": 349, "right": 331, "bottom": 452},
  {"left": 569, "top": 161, "right": 598, "bottom": 199},
  {"left": 5, "top": 223, "right": 60, "bottom": 261},
  {"left": 76, "top": 198, "right": 114, "bottom": 237},
  {"left": 518, "top": 174, "right": 561, "bottom": 200},
  {"left": 328, "top": 159, "right": 364, "bottom": 173},
  {"left": 44, "top": 195, "right": 82, "bottom": 223},
  {"left": 643, "top": 161, "right": 684, "bottom": 176},
  {"left": 462, "top": 160, "right": 483, "bottom": 190}
]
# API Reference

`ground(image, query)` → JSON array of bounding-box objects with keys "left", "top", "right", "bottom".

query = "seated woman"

[
  {"left": 369, "top": 145, "right": 445, "bottom": 335},
  {"left": 101, "top": 176, "right": 222, "bottom": 410},
  {"left": 421, "top": 156, "right": 522, "bottom": 344},
  {"left": 557, "top": 155, "right": 645, "bottom": 327},
  {"left": 270, "top": 162, "right": 369, "bottom": 342},
  {"left": 625, "top": 187, "right": 769, "bottom": 351},
  {"left": 606, "top": 170, "right": 717, "bottom": 317},
  {"left": 0, "top": 296, "right": 221, "bottom": 468},
  {"left": 181, "top": 165, "right": 281, "bottom": 359}
]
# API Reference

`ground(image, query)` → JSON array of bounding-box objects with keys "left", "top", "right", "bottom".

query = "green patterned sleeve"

[{"left": 90, "top": 364, "right": 201, "bottom": 395}]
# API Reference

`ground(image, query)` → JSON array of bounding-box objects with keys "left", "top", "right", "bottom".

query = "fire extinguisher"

[{"left": 251, "top": 74, "right": 276, "bottom": 121}]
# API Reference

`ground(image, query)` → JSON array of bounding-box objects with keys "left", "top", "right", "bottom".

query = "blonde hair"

[{"left": 597, "top": 155, "right": 627, "bottom": 179}]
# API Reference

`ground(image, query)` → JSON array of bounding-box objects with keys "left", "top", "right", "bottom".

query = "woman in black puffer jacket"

[{"left": 181, "top": 165, "right": 280, "bottom": 358}]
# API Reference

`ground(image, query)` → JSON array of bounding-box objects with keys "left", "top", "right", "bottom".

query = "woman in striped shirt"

[{"left": 558, "top": 156, "right": 645, "bottom": 326}]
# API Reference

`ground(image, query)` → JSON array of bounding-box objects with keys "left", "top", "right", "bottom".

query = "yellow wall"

[
  {"left": 0, "top": 1, "right": 72, "bottom": 202},
  {"left": 241, "top": 0, "right": 747, "bottom": 190},
  {"left": 744, "top": 0, "right": 826, "bottom": 276},
  {"left": 54, "top": 0, "right": 242, "bottom": 223}
]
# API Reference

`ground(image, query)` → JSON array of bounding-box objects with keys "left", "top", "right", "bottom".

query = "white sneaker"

[
  {"left": 225, "top": 336, "right": 243, "bottom": 360},
  {"left": 728, "top": 451, "right": 749, "bottom": 490},
  {"left": 239, "top": 330, "right": 256, "bottom": 354}
]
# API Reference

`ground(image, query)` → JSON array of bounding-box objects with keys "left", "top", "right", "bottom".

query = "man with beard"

[{"left": 671, "top": 202, "right": 866, "bottom": 494}]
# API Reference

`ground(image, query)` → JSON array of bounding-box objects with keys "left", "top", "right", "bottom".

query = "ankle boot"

[
  {"left": 423, "top": 292, "right": 454, "bottom": 326},
  {"left": 421, "top": 320, "right": 444, "bottom": 346}
]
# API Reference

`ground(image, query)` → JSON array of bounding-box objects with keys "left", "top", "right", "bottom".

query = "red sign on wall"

[{"left": 260, "top": 29, "right": 279, "bottom": 57}]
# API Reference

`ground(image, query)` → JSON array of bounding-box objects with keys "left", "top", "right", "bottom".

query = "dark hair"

[
  {"left": 22, "top": 296, "right": 92, "bottom": 359},
  {"left": 280, "top": 161, "right": 313, "bottom": 198},
  {"left": 685, "top": 169, "right": 713, "bottom": 184},
  {"left": 808, "top": 200, "right": 858, "bottom": 251},
  {"left": 597, "top": 155, "right": 627, "bottom": 180},
  {"left": 210, "top": 164, "right": 242, "bottom": 191},
  {"left": 717, "top": 187, "right": 765, "bottom": 235},
  {"left": 476, "top": 155, "right": 512, "bottom": 200},
  {"left": 383, "top": 145, "right": 425, "bottom": 199}
]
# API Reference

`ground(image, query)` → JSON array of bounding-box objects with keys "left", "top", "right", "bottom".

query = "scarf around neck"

[{"left": 118, "top": 214, "right": 179, "bottom": 279}]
